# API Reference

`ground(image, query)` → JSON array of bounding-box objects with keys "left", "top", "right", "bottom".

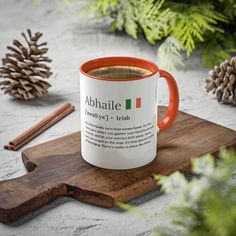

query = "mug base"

[{"left": 81, "top": 154, "right": 157, "bottom": 170}]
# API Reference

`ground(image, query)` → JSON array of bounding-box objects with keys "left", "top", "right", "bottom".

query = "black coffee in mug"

[{"left": 87, "top": 66, "right": 151, "bottom": 79}]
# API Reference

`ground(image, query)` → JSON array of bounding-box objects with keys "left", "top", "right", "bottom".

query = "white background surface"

[{"left": 0, "top": 1, "right": 235, "bottom": 235}]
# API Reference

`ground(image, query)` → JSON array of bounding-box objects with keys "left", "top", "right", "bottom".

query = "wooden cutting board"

[{"left": 0, "top": 106, "right": 236, "bottom": 223}]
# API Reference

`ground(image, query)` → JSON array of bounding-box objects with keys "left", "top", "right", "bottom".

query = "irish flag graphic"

[{"left": 125, "top": 97, "right": 141, "bottom": 109}]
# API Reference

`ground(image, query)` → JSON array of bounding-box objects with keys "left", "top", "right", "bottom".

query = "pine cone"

[
  {"left": 205, "top": 57, "right": 236, "bottom": 104},
  {"left": 0, "top": 29, "right": 53, "bottom": 100}
]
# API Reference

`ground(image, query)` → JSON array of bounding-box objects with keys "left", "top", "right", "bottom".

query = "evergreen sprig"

[
  {"left": 157, "top": 36, "right": 184, "bottom": 71},
  {"left": 35, "top": 0, "right": 236, "bottom": 69},
  {"left": 154, "top": 149, "right": 236, "bottom": 236},
  {"left": 117, "top": 149, "right": 236, "bottom": 236},
  {"left": 82, "top": 0, "right": 236, "bottom": 70},
  {"left": 111, "top": 0, "right": 174, "bottom": 44},
  {"left": 168, "top": 2, "right": 228, "bottom": 56}
]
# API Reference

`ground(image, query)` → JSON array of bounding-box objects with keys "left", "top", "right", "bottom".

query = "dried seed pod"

[
  {"left": 222, "top": 88, "right": 230, "bottom": 102},
  {"left": 205, "top": 57, "right": 236, "bottom": 104},
  {"left": 223, "top": 75, "right": 229, "bottom": 86},
  {"left": 216, "top": 89, "right": 223, "bottom": 102},
  {"left": 215, "top": 78, "right": 220, "bottom": 87},
  {"left": 0, "top": 29, "right": 53, "bottom": 100}
]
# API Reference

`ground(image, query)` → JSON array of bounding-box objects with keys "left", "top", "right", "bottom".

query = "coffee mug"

[{"left": 80, "top": 56, "right": 179, "bottom": 169}]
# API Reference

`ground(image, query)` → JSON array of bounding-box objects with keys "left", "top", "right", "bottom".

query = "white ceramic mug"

[{"left": 80, "top": 56, "right": 179, "bottom": 169}]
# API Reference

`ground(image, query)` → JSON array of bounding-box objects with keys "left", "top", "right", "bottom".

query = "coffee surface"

[{"left": 87, "top": 66, "right": 151, "bottom": 79}]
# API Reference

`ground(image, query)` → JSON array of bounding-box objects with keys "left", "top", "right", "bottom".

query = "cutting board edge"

[
  {"left": 22, "top": 142, "right": 236, "bottom": 207},
  {"left": 1, "top": 107, "right": 236, "bottom": 223}
]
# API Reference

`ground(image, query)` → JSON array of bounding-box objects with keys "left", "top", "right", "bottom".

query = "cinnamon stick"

[{"left": 4, "top": 102, "right": 75, "bottom": 151}]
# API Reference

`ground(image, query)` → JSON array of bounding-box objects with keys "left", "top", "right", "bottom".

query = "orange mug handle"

[{"left": 157, "top": 69, "right": 179, "bottom": 132}]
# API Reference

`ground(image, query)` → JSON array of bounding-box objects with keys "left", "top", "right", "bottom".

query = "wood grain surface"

[{"left": 0, "top": 106, "right": 235, "bottom": 223}]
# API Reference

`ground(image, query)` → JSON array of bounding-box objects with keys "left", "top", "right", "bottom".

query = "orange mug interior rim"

[{"left": 80, "top": 56, "right": 158, "bottom": 81}]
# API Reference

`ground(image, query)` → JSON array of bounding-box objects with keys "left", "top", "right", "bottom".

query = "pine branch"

[
  {"left": 48, "top": 0, "right": 236, "bottom": 70},
  {"left": 116, "top": 149, "right": 236, "bottom": 236},
  {"left": 157, "top": 36, "right": 184, "bottom": 71},
  {"left": 201, "top": 33, "right": 236, "bottom": 68},
  {"left": 169, "top": 3, "right": 228, "bottom": 56},
  {"left": 154, "top": 149, "right": 236, "bottom": 236},
  {"left": 111, "top": 0, "right": 174, "bottom": 42},
  {"left": 134, "top": 0, "right": 174, "bottom": 43},
  {"left": 88, "top": 0, "right": 119, "bottom": 16}
]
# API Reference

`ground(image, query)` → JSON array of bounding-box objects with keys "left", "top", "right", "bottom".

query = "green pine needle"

[
  {"left": 81, "top": 0, "right": 236, "bottom": 70},
  {"left": 169, "top": 3, "right": 228, "bottom": 57},
  {"left": 115, "top": 201, "right": 147, "bottom": 217},
  {"left": 116, "top": 149, "right": 236, "bottom": 236},
  {"left": 155, "top": 149, "right": 236, "bottom": 236},
  {"left": 157, "top": 36, "right": 184, "bottom": 71},
  {"left": 37, "top": 0, "right": 236, "bottom": 69}
]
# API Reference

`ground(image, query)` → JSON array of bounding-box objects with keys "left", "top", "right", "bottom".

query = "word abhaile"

[{"left": 85, "top": 96, "right": 121, "bottom": 110}]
